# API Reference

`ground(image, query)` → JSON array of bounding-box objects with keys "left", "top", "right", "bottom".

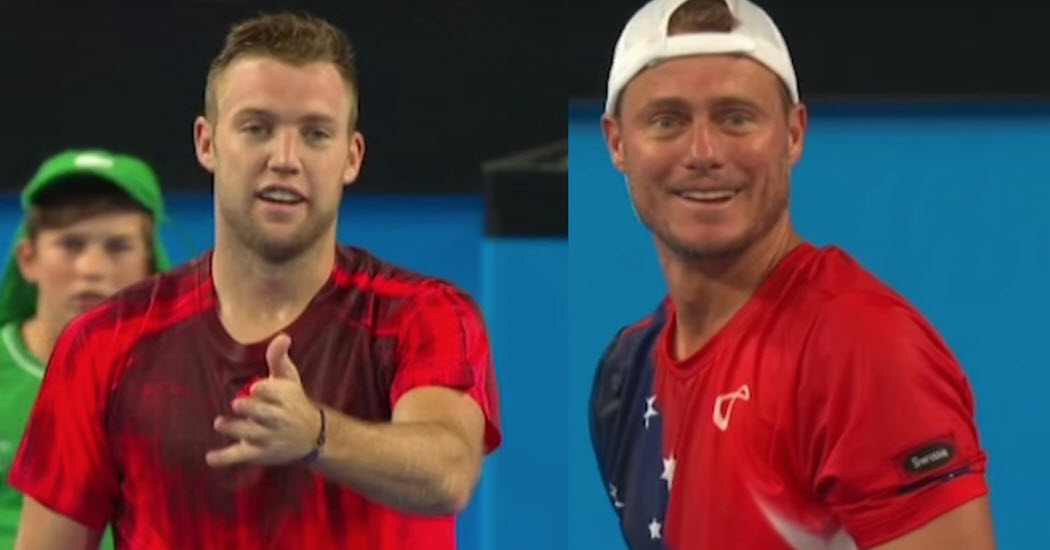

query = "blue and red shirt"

[{"left": 591, "top": 243, "right": 987, "bottom": 549}]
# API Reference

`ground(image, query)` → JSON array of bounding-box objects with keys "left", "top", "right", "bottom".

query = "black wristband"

[{"left": 302, "top": 407, "right": 326, "bottom": 465}]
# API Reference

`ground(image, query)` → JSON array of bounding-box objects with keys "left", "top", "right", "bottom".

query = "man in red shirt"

[
  {"left": 589, "top": 1, "right": 993, "bottom": 549},
  {"left": 10, "top": 12, "right": 500, "bottom": 550}
]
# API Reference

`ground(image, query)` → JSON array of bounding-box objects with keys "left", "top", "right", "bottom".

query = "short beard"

[
  {"left": 220, "top": 202, "right": 337, "bottom": 264},
  {"left": 649, "top": 219, "right": 755, "bottom": 262}
]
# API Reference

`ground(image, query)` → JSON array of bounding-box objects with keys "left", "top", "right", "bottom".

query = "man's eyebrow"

[
  {"left": 230, "top": 109, "right": 338, "bottom": 126},
  {"left": 638, "top": 97, "right": 692, "bottom": 113},
  {"left": 231, "top": 107, "right": 275, "bottom": 121},
  {"left": 708, "top": 96, "right": 764, "bottom": 111},
  {"left": 300, "top": 113, "right": 338, "bottom": 126}
]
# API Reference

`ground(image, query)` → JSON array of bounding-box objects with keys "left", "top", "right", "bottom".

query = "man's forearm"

[
  {"left": 15, "top": 496, "right": 102, "bottom": 550},
  {"left": 309, "top": 405, "right": 481, "bottom": 515}
]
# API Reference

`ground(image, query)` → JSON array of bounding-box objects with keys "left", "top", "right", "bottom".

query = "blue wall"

[
  {"left": 479, "top": 238, "right": 568, "bottom": 550},
  {"left": 569, "top": 103, "right": 1050, "bottom": 549},
  {"left": 0, "top": 193, "right": 568, "bottom": 550}
]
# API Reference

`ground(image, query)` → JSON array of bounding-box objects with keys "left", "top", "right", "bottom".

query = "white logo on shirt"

[{"left": 713, "top": 384, "right": 751, "bottom": 431}]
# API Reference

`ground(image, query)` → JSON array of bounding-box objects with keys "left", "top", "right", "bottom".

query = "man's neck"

[
  {"left": 211, "top": 234, "right": 336, "bottom": 344},
  {"left": 660, "top": 219, "right": 802, "bottom": 361}
]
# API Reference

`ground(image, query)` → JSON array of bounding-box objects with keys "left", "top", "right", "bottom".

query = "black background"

[
  {"left": 1, "top": 0, "right": 564, "bottom": 193},
  {"left": 570, "top": 0, "right": 1050, "bottom": 104},
  {"left": 9, "top": 1, "right": 1048, "bottom": 194}
]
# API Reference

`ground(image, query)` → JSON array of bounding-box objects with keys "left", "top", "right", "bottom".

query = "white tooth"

[
  {"left": 261, "top": 189, "right": 301, "bottom": 203},
  {"left": 680, "top": 190, "right": 735, "bottom": 201}
]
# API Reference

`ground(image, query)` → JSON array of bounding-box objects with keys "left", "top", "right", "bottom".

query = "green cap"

[{"left": 0, "top": 149, "right": 172, "bottom": 326}]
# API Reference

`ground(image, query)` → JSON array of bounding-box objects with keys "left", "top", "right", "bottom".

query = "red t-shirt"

[
  {"left": 10, "top": 246, "right": 501, "bottom": 550},
  {"left": 591, "top": 243, "right": 986, "bottom": 550}
]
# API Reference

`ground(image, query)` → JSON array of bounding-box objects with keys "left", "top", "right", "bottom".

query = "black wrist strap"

[{"left": 303, "top": 407, "right": 326, "bottom": 465}]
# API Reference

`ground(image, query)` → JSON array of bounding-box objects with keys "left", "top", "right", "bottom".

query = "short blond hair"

[{"left": 204, "top": 12, "right": 359, "bottom": 130}]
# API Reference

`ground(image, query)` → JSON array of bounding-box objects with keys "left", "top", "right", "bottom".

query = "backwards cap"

[
  {"left": 606, "top": 0, "right": 798, "bottom": 116},
  {"left": 0, "top": 149, "right": 172, "bottom": 325}
]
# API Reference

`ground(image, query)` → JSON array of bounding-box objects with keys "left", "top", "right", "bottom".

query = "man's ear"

[
  {"left": 342, "top": 131, "right": 366, "bottom": 186},
  {"left": 194, "top": 116, "right": 217, "bottom": 173},
  {"left": 602, "top": 114, "right": 629, "bottom": 174}
]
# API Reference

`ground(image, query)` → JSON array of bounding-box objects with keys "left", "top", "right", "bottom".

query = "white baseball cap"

[{"left": 605, "top": 0, "right": 799, "bottom": 116}]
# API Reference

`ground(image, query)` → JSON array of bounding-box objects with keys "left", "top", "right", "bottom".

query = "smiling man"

[
  {"left": 9, "top": 13, "right": 500, "bottom": 550},
  {"left": 589, "top": 1, "right": 993, "bottom": 549}
]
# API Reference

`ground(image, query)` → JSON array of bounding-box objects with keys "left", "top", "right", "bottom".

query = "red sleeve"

[
  {"left": 7, "top": 311, "right": 120, "bottom": 529},
  {"left": 390, "top": 284, "right": 501, "bottom": 453},
  {"left": 796, "top": 292, "right": 988, "bottom": 549}
]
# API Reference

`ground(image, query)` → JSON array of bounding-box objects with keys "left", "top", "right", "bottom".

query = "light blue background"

[{"left": 569, "top": 102, "right": 1050, "bottom": 549}]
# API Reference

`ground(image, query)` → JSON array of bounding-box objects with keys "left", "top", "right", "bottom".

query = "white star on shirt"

[
  {"left": 648, "top": 518, "right": 662, "bottom": 539},
  {"left": 608, "top": 483, "right": 625, "bottom": 509},
  {"left": 643, "top": 395, "right": 658, "bottom": 429},
  {"left": 661, "top": 454, "right": 676, "bottom": 490}
]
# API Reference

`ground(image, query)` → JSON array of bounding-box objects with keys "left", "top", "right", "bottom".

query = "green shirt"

[
  {"left": 0, "top": 322, "right": 113, "bottom": 550},
  {"left": 0, "top": 321, "right": 43, "bottom": 550}
]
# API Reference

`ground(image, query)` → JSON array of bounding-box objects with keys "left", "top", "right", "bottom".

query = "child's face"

[{"left": 18, "top": 211, "right": 153, "bottom": 328}]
